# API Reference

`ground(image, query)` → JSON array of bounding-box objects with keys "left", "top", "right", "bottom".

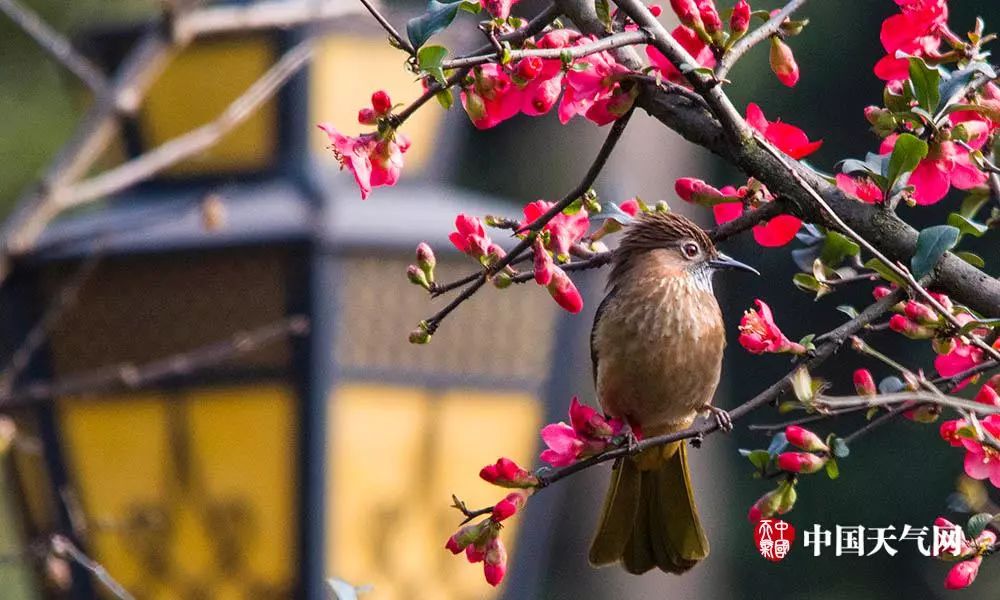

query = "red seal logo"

[{"left": 754, "top": 519, "right": 796, "bottom": 562}]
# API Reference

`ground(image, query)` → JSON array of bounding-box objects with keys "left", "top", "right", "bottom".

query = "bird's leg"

[{"left": 701, "top": 403, "right": 733, "bottom": 433}]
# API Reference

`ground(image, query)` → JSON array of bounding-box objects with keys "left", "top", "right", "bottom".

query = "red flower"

[
  {"left": 835, "top": 173, "right": 884, "bottom": 204},
  {"left": 785, "top": 425, "right": 828, "bottom": 452},
  {"left": 874, "top": 0, "right": 948, "bottom": 82},
  {"left": 461, "top": 64, "right": 523, "bottom": 130},
  {"left": 777, "top": 452, "right": 826, "bottom": 474},
  {"left": 975, "top": 384, "right": 1000, "bottom": 408},
  {"left": 559, "top": 42, "right": 633, "bottom": 125},
  {"left": 746, "top": 103, "right": 823, "bottom": 159},
  {"left": 944, "top": 557, "right": 982, "bottom": 590},
  {"left": 961, "top": 415, "right": 1000, "bottom": 488},
  {"left": 449, "top": 214, "right": 492, "bottom": 259},
  {"left": 317, "top": 125, "right": 410, "bottom": 200},
  {"left": 769, "top": 37, "right": 799, "bottom": 87},
  {"left": 540, "top": 396, "right": 624, "bottom": 466},
  {"left": 853, "top": 369, "right": 877, "bottom": 397},
  {"left": 646, "top": 25, "right": 716, "bottom": 84},
  {"left": 479, "top": 457, "right": 538, "bottom": 488},
  {"left": 619, "top": 198, "right": 640, "bottom": 216},
  {"left": 939, "top": 418, "right": 966, "bottom": 447},
  {"left": 935, "top": 340, "right": 985, "bottom": 390},
  {"left": 738, "top": 299, "right": 806, "bottom": 354},
  {"left": 370, "top": 90, "right": 392, "bottom": 115},
  {"left": 522, "top": 200, "right": 589, "bottom": 259},
  {"left": 712, "top": 197, "right": 801, "bottom": 247},
  {"left": 481, "top": 0, "right": 519, "bottom": 19}
]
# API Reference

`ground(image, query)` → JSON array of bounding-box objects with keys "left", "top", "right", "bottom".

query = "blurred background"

[{"left": 0, "top": 0, "right": 998, "bottom": 599}]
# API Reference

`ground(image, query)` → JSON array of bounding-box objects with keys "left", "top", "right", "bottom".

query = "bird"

[{"left": 588, "top": 210, "right": 757, "bottom": 574}]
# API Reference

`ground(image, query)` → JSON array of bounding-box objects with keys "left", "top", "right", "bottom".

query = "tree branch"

[
  {"left": 173, "top": 0, "right": 366, "bottom": 39},
  {"left": 715, "top": 0, "right": 809, "bottom": 80},
  {"left": 0, "top": 0, "right": 108, "bottom": 94},
  {"left": 355, "top": 0, "right": 415, "bottom": 56},
  {"left": 442, "top": 29, "right": 651, "bottom": 70},
  {"left": 51, "top": 535, "right": 134, "bottom": 600}
]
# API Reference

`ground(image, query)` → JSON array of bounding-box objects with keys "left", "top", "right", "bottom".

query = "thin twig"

[
  {"left": 174, "top": 0, "right": 366, "bottom": 39},
  {"left": 0, "top": 0, "right": 109, "bottom": 94},
  {"left": 1, "top": 316, "right": 309, "bottom": 406},
  {"left": 356, "top": 0, "right": 415, "bottom": 56},
  {"left": 51, "top": 535, "right": 134, "bottom": 600},
  {"left": 747, "top": 406, "right": 867, "bottom": 434},
  {"left": 61, "top": 39, "right": 314, "bottom": 207},
  {"left": 841, "top": 404, "right": 910, "bottom": 445},
  {"left": 442, "top": 29, "right": 651, "bottom": 69},
  {"left": 815, "top": 392, "right": 1000, "bottom": 415},
  {"left": 715, "top": 0, "right": 809, "bottom": 80}
]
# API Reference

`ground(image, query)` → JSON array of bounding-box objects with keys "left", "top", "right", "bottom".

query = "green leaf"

[
  {"left": 595, "top": 0, "right": 612, "bottom": 32},
  {"left": 435, "top": 88, "right": 454, "bottom": 109},
  {"left": 965, "top": 512, "right": 995, "bottom": 539},
  {"left": 864, "top": 258, "right": 906, "bottom": 286},
  {"left": 938, "top": 62, "right": 998, "bottom": 112},
  {"left": 955, "top": 251, "right": 985, "bottom": 268},
  {"left": 746, "top": 449, "right": 771, "bottom": 471},
  {"left": 791, "top": 367, "right": 814, "bottom": 404},
  {"left": 911, "top": 225, "right": 960, "bottom": 278},
  {"left": 820, "top": 230, "right": 861, "bottom": 267},
  {"left": 960, "top": 191, "right": 989, "bottom": 219},
  {"left": 837, "top": 305, "right": 859, "bottom": 319},
  {"left": 406, "top": 0, "right": 463, "bottom": 50},
  {"left": 417, "top": 44, "right": 449, "bottom": 84},
  {"left": 958, "top": 318, "right": 1000, "bottom": 335},
  {"left": 947, "top": 213, "right": 988, "bottom": 238},
  {"left": 825, "top": 458, "right": 840, "bottom": 480},
  {"left": 908, "top": 56, "right": 941, "bottom": 112},
  {"left": 792, "top": 273, "right": 822, "bottom": 292},
  {"left": 887, "top": 133, "right": 928, "bottom": 190}
]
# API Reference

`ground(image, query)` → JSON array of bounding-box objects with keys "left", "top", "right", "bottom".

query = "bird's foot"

[
  {"left": 620, "top": 430, "right": 641, "bottom": 456},
  {"left": 702, "top": 404, "right": 733, "bottom": 433}
]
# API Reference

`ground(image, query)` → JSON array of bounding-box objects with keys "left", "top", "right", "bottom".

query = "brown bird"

[{"left": 588, "top": 211, "right": 757, "bottom": 574}]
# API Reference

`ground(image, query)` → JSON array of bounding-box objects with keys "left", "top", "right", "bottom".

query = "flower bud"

[
  {"left": 492, "top": 491, "right": 529, "bottom": 522},
  {"left": 904, "top": 300, "right": 939, "bottom": 326},
  {"left": 480, "top": 457, "right": 539, "bottom": 488},
  {"left": 975, "top": 384, "right": 1000, "bottom": 407},
  {"left": 446, "top": 520, "right": 490, "bottom": 554},
  {"left": 944, "top": 557, "right": 982, "bottom": 590},
  {"left": 747, "top": 489, "right": 782, "bottom": 523},
  {"left": 853, "top": 369, "right": 877, "bottom": 398},
  {"left": 777, "top": 452, "right": 826, "bottom": 474},
  {"left": 769, "top": 37, "right": 800, "bottom": 87},
  {"left": 416, "top": 242, "right": 436, "bottom": 279},
  {"left": 547, "top": 267, "right": 583, "bottom": 314},
  {"left": 889, "top": 314, "right": 934, "bottom": 339},
  {"left": 483, "top": 537, "right": 507, "bottom": 587},
  {"left": 872, "top": 286, "right": 893, "bottom": 300},
  {"left": 675, "top": 177, "right": 734, "bottom": 205},
  {"left": 492, "top": 272, "right": 513, "bottom": 289},
  {"left": 371, "top": 90, "right": 392, "bottom": 115},
  {"left": 932, "top": 337, "right": 957, "bottom": 355},
  {"left": 409, "top": 322, "right": 432, "bottom": 344},
  {"left": 407, "top": 265, "right": 431, "bottom": 290},
  {"left": 670, "top": 0, "right": 703, "bottom": 30},
  {"left": 533, "top": 237, "right": 554, "bottom": 286},
  {"left": 730, "top": 0, "right": 750, "bottom": 35},
  {"left": 648, "top": 4, "right": 662, "bottom": 17},
  {"left": 776, "top": 482, "right": 797, "bottom": 513},
  {"left": 929, "top": 292, "right": 953, "bottom": 312},
  {"left": 358, "top": 107, "right": 378, "bottom": 125},
  {"left": 466, "top": 543, "right": 486, "bottom": 563},
  {"left": 697, "top": 0, "right": 721, "bottom": 33},
  {"left": 514, "top": 56, "right": 543, "bottom": 84},
  {"left": 785, "top": 425, "right": 828, "bottom": 452}
]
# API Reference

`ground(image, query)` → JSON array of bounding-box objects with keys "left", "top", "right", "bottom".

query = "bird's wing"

[{"left": 590, "top": 288, "right": 617, "bottom": 387}]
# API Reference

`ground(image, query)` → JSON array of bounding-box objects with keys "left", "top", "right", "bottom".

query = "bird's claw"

[
  {"left": 621, "top": 431, "right": 640, "bottom": 456},
  {"left": 703, "top": 405, "right": 733, "bottom": 433}
]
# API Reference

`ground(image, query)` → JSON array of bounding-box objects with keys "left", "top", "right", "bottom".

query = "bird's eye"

[{"left": 681, "top": 242, "right": 700, "bottom": 259}]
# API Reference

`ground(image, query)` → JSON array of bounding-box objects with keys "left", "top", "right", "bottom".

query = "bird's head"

[{"left": 610, "top": 211, "right": 758, "bottom": 291}]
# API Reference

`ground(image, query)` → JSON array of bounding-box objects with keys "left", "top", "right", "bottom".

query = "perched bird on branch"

[{"left": 589, "top": 211, "right": 757, "bottom": 574}]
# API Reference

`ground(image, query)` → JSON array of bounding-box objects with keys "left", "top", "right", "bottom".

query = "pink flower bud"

[
  {"left": 648, "top": 4, "right": 662, "bottom": 16},
  {"left": 769, "top": 37, "right": 800, "bottom": 87},
  {"left": 730, "top": 0, "right": 751, "bottom": 35},
  {"left": 696, "top": 0, "right": 721, "bottom": 33},
  {"left": 777, "top": 452, "right": 826, "bottom": 474},
  {"left": 889, "top": 314, "right": 934, "bottom": 339},
  {"left": 872, "top": 286, "right": 893, "bottom": 300},
  {"left": 371, "top": 90, "right": 392, "bottom": 115},
  {"left": 446, "top": 521, "right": 489, "bottom": 554},
  {"left": 416, "top": 242, "right": 436, "bottom": 272},
  {"left": 466, "top": 543, "right": 486, "bottom": 563},
  {"left": 483, "top": 537, "right": 507, "bottom": 586},
  {"left": 669, "top": 0, "right": 703, "bottom": 29},
  {"left": 675, "top": 177, "right": 737, "bottom": 205},
  {"left": 358, "top": 107, "right": 378, "bottom": 125},
  {"left": 492, "top": 491, "right": 529, "bottom": 522},
  {"left": 747, "top": 489, "right": 782, "bottom": 523},
  {"left": 904, "top": 300, "right": 939, "bottom": 325},
  {"left": 785, "top": 425, "right": 828, "bottom": 452},
  {"left": 944, "top": 557, "right": 982, "bottom": 590},
  {"left": 930, "top": 292, "right": 953, "bottom": 312},
  {"left": 547, "top": 266, "right": 583, "bottom": 314},
  {"left": 514, "top": 57, "right": 543, "bottom": 82},
  {"left": 479, "top": 457, "right": 538, "bottom": 488},
  {"left": 533, "top": 237, "right": 554, "bottom": 286},
  {"left": 853, "top": 369, "right": 877, "bottom": 397},
  {"left": 975, "top": 385, "right": 1000, "bottom": 407},
  {"left": 939, "top": 419, "right": 967, "bottom": 447},
  {"left": 407, "top": 264, "right": 431, "bottom": 290}
]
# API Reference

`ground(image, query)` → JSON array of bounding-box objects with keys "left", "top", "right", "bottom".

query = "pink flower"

[
  {"left": 935, "top": 340, "right": 985, "bottom": 390},
  {"left": 777, "top": 452, "right": 826, "bottom": 474},
  {"left": 480, "top": 0, "right": 518, "bottom": 19},
  {"left": 619, "top": 198, "right": 640, "bottom": 216},
  {"left": 522, "top": 200, "right": 589, "bottom": 259},
  {"left": 853, "top": 369, "right": 877, "bottom": 397},
  {"left": 559, "top": 44, "right": 632, "bottom": 124},
  {"left": 480, "top": 457, "right": 538, "bottom": 488},
  {"left": 712, "top": 197, "right": 801, "bottom": 247},
  {"left": 940, "top": 419, "right": 967, "bottom": 447},
  {"left": 461, "top": 64, "right": 522, "bottom": 130},
  {"left": 880, "top": 122, "right": 989, "bottom": 205},
  {"left": 371, "top": 90, "right": 392, "bottom": 115},
  {"left": 483, "top": 537, "right": 507, "bottom": 587},
  {"left": 738, "top": 299, "right": 805, "bottom": 354},
  {"left": 874, "top": 0, "right": 948, "bottom": 82},
  {"left": 746, "top": 103, "right": 823, "bottom": 159},
  {"left": 449, "top": 214, "right": 492, "bottom": 259},
  {"left": 944, "top": 557, "right": 982, "bottom": 590},
  {"left": 646, "top": 26, "right": 716, "bottom": 84},
  {"left": 835, "top": 173, "right": 884, "bottom": 204},
  {"left": 769, "top": 37, "right": 799, "bottom": 87},
  {"left": 873, "top": 285, "right": 894, "bottom": 300},
  {"left": 961, "top": 415, "right": 1000, "bottom": 487},
  {"left": 546, "top": 265, "right": 584, "bottom": 313},
  {"left": 730, "top": 0, "right": 751, "bottom": 35},
  {"left": 976, "top": 384, "right": 1000, "bottom": 408},
  {"left": 540, "top": 396, "right": 624, "bottom": 466},
  {"left": 318, "top": 125, "right": 410, "bottom": 200},
  {"left": 785, "top": 425, "right": 828, "bottom": 452}
]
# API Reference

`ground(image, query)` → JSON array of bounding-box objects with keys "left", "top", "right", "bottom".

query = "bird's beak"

[{"left": 709, "top": 252, "right": 760, "bottom": 275}]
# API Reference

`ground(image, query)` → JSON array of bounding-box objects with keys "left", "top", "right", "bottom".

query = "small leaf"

[
  {"left": 417, "top": 44, "right": 449, "bottom": 84},
  {"left": 908, "top": 56, "right": 941, "bottom": 112},
  {"left": 768, "top": 433, "right": 789, "bottom": 457},
  {"left": 820, "top": 230, "right": 861, "bottom": 267},
  {"left": 956, "top": 251, "right": 985, "bottom": 268},
  {"left": 595, "top": 0, "right": 612, "bottom": 32},
  {"left": 911, "top": 225, "right": 960, "bottom": 278},
  {"left": 965, "top": 512, "right": 995, "bottom": 539},
  {"left": 406, "top": 0, "right": 463, "bottom": 49},
  {"left": 792, "top": 272, "right": 822, "bottom": 292},
  {"left": 831, "top": 437, "right": 850, "bottom": 458},
  {"left": 879, "top": 376, "right": 905, "bottom": 394},
  {"left": 837, "top": 305, "right": 860, "bottom": 319},
  {"left": 825, "top": 458, "right": 840, "bottom": 480},
  {"left": 838, "top": 158, "right": 879, "bottom": 177},
  {"left": 791, "top": 367, "right": 814, "bottom": 404},
  {"left": 887, "top": 133, "right": 928, "bottom": 189},
  {"left": 960, "top": 191, "right": 989, "bottom": 219},
  {"left": 435, "top": 88, "right": 454, "bottom": 109},
  {"left": 864, "top": 258, "right": 906, "bottom": 286},
  {"left": 947, "top": 213, "right": 988, "bottom": 238},
  {"left": 938, "top": 62, "right": 998, "bottom": 112},
  {"left": 746, "top": 449, "right": 771, "bottom": 471}
]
